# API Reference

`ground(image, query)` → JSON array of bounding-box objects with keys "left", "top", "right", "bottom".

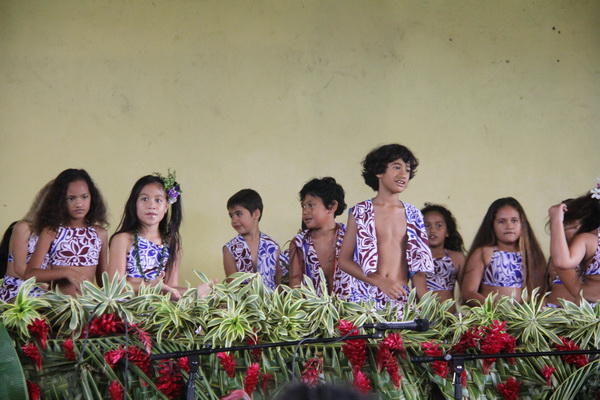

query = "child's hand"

[
  {"left": 369, "top": 272, "right": 407, "bottom": 300},
  {"left": 67, "top": 269, "right": 90, "bottom": 294},
  {"left": 548, "top": 203, "right": 567, "bottom": 222},
  {"left": 197, "top": 279, "right": 217, "bottom": 298}
]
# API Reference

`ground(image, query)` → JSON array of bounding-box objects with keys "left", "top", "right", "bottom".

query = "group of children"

[{"left": 1, "top": 144, "right": 599, "bottom": 315}]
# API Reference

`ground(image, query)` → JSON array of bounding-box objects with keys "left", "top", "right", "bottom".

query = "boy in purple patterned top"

[
  {"left": 223, "top": 189, "right": 281, "bottom": 290},
  {"left": 339, "top": 144, "right": 433, "bottom": 308}
]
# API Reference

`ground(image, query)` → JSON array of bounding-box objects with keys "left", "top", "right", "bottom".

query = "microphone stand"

[
  {"left": 411, "top": 348, "right": 600, "bottom": 400},
  {"left": 151, "top": 330, "right": 386, "bottom": 399}
]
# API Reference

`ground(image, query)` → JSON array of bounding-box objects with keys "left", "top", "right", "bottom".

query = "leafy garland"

[{"left": 1, "top": 274, "right": 600, "bottom": 399}]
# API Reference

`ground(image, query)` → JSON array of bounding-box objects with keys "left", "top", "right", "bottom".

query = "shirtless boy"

[{"left": 339, "top": 144, "right": 433, "bottom": 309}]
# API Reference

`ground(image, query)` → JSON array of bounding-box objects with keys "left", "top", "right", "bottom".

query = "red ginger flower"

[
  {"left": 28, "top": 318, "right": 50, "bottom": 351},
  {"left": 243, "top": 363, "right": 261, "bottom": 395},
  {"left": 479, "top": 321, "right": 517, "bottom": 373},
  {"left": 178, "top": 356, "right": 190, "bottom": 374},
  {"left": 383, "top": 332, "right": 406, "bottom": 359},
  {"left": 63, "top": 337, "right": 76, "bottom": 361},
  {"left": 26, "top": 380, "right": 40, "bottom": 400},
  {"left": 542, "top": 364, "right": 555, "bottom": 386},
  {"left": 451, "top": 326, "right": 482, "bottom": 354},
  {"left": 156, "top": 360, "right": 185, "bottom": 399},
  {"left": 109, "top": 380, "right": 123, "bottom": 400},
  {"left": 131, "top": 323, "right": 153, "bottom": 354},
  {"left": 377, "top": 346, "right": 402, "bottom": 389},
  {"left": 246, "top": 334, "right": 262, "bottom": 363},
  {"left": 353, "top": 371, "right": 372, "bottom": 394},
  {"left": 86, "top": 313, "right": 124, "bottom": 337},
  {"left": 22, "top": 342, "right": 42, "bottom": 371},
  {"left": 218, "top": 352, "right": 237, "bottom": 378},
  {"left": 301, "top": 358, "right": 323, "bottom": 386},
  {"left": 104, "top": 346, "right": 151, "bottom": 376},
  {"left": 553, "top": 337, "right": 589, "bottom": 368},
  {"left": 422, "top": 340, "right": 449, "bottom": 378},
  {"left": 105, "top": 347, "right": 126, "bottom": 368},
  {"left": 337, "top": 320, "right": 367, "bottom": 374},
  {"left": 497, "top": 376, "right": 521, "bottom": 400}
]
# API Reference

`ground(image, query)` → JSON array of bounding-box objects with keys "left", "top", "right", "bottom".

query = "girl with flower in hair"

[
  {"left": 461, "top": 197, "right": 547, "bottom": 306},
  {"left": 421, "top": 203, "right": 466, "bottom": 311},
  {"left": 0, "top": 181, "right": 53, "bottom": 302},
  {"left": 25, "top": 169, "right": 109, "bottom": 296},
  {"left": 549, "top": 180, "right": 600, "bottom": 304},
  {"left": 109, "top": 173, "right": 211, "bottom": 299}
]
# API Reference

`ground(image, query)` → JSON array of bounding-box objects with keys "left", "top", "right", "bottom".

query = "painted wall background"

[{"left": 1, "top": 0, "right": 598, "bottom": 285}]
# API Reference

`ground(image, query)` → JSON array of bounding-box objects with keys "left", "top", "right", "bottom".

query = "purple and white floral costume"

[
  {"left": 348, "top": 199, "right": 433, "bottom": 308},
  {"left": 126, "top": 236, "right": 170, "bottom": 280},
  {"left": 291, "top": 223, "right": 353, "bottom": 299},
  {"left": 224, "top": 233, "right": 279, "bottom": 290},
  {"left": 0, "top": 234, "right": 49, "bottom": 302},
  {"left": 426, "top": 250, "right": 457, "bottom": 291}
]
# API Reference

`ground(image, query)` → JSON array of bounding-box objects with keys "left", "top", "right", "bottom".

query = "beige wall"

[{"left": 1, "top": 1, "right": 598, "bottom": 285}]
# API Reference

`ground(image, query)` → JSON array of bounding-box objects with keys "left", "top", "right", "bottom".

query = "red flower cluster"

[
  {"left": 353, "top": 371, "right": 372, "bottom": 394},
  {"left": 26, "top": 380, "right": 40, "bottom": 400},
  {"left": 243, "top": 363, "right": 260, "bottom": 395},
  {"left": 63, "top": 337, "right": 76, "bottom": 361},
  {"left": 421, "top": 340, "right": 449, "bottom": 378},
  {"left": 479, "top": 321, "right": 517, "bottom": 374},
  {"left": 450, "top": 326, "right": 483, "bottom": 354},
  {"left": 376, "top": 345, "right": 402, "bottom": 389},
  {"left": 22, "top": 342, "right": 43, "bottom": 371},
  {"left": 337, "top": 320, "right": 367, "bottom": 375},
  {"left": 178, "top": 357, "right": 190, "bottom": 374},
  {"left": 497, "top": 376, "right": 521, "bottom": 400},
  {"left": 246, "top": 334, "right": 262, "bottom": 363},
  {"left": 104, "top": 346, "right": 151, "bottom": 376},
  {"left": 86, "top": 313, "right": 125, "bottom": 337},
  {"left": 28, "top": 318, "right": 50, "bottom": 351},
  {"left": 553, "top": 337, "right": 589, "bottom": 368},
  {"left": 261, "top": 372, "right": 271, "bottom": 393},
  {"left": 108, "top": 380, "right": 123, "bottom": 400},
  {"left": 541, "top": 364, "right": 555, "bottom": 386},
  {"left": 156, "top": 360, "right": 185, "bottom": 399},
  {"left": 301, "top": 357, "right": 323, "bottom": 386},
  {"left": 218, "top": 353, "right": 237, "bottom": 378}
]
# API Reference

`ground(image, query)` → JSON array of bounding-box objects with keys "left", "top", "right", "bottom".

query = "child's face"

[
  {"left": 66, "top": 180, "right": 91, "bottom": 222},
  {"left": 493, "top": 206, "right": 522, "bottom": 246},
  {"left": 136, "top": 183, "right": 169, "bottom": 228},
  {"left": 424, "top": 211, "right": 448, "bottom": 248},
  {"left": 228, "top": 205, "right": 260, "bottom": 236},
  {"left": 376, "top": 158, "right": 411, "bottom": 194},
  {"left": 301, "top": 194, "right": 335, "bottom": 230}
]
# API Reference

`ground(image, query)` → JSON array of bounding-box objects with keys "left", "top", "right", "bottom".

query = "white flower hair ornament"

[
  {"left": 592, "top": 177, "right": 600, "bottom": 200},
  {"left": 154, "top": 169, "right": 182, "bottom": 204}
]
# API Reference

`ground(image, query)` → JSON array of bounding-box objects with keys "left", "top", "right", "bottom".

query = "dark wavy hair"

[
  {"left": 421, "top": 203, "right": 465, "bottom": 253},
  {"left": 465, "top": 197, "right": 547, "bottom": 294},
  {"left": 111, "top": 175, "right": 182, "bottom": 276},
  {"left": 361, "top": 144, "right": 419, "bottom": 191},
  {"left": 558, "top": 192, "right": 600, "bottom": 279},
  {"left": 227, "top": 189, "right": 263, "bottom": 221},
  {"left": 299, "top": 177, "right": 347, "bottom": 217},
  {"left": 33, "top": 169, "right": 108, "bottom": 233}
]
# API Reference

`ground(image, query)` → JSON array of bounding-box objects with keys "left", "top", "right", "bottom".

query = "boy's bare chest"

[{"left": 374, "top": 208, "right": 407, "bottom": 242}]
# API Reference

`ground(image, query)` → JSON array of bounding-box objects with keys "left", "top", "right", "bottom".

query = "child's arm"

[
  {"left": 288, "top": 241, "right": 304, "bottom": 288},
  {"left": 10, "top": 221, "right": 32, "bottom": 278},
  {"left": 549, "top": 204, "right": 587, "bottom": 269},
  {"left": 107, "top": 232, "right": 130, "bottom": 282},
  {"left": 24, "top": 228, "right": 89, "bottom": 290},
  {"left": 461, "top": 247, "right": 487, "bottom": 306},
  {"left": 339, "top": 213, "right": 408, "bottom": 300},
  {"left": 223, "top": 246, "right": 237, "bottom": 278},
  {"left": 411, "top": 272, "right": 428, "bottom": 299},
  {"left": 274, "top": 249, "right": 282, "bottom": 286},
  {"left": 95, "top": 227, "right": 108, "bottom": 286}
]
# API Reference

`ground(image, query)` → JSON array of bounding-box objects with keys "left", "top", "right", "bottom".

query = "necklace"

[{"left": 134, "top": 230, "right": 168, "bottom": 282}]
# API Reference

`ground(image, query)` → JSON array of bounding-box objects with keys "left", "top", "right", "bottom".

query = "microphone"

[{"left": 363, "top": 318, "right": 429, "bottom": 332}]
